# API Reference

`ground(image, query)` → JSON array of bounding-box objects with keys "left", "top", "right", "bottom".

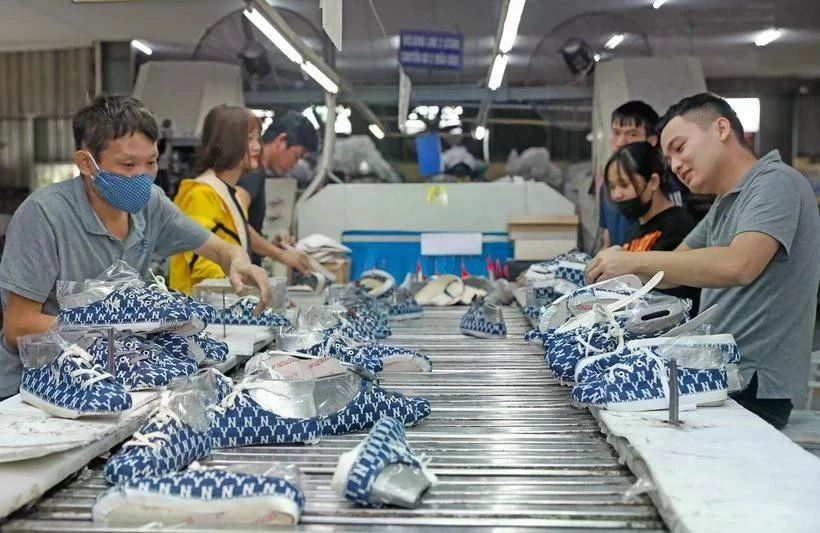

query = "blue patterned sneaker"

[
  {"left": 147, "top": 332, "right": 192, "bottom": 360},
  {"left": 570, "top": 348, "right": 729, "bottom": 411},
  {"left": 332, "top": 416, "right": 437, "bottom": 509},
  {"left": 574, "top": 334, "right": 740, "bottom": 385},
  {"left": 87, "top": 334, "right": 197, "bottom": 391},
  {"left": 355, "top": 343, "right": 433, "bottom": 373},
  {"left": 209, "top": 371, "right": 431, "bottom": 449},
  {"left": 211, "top": 296, "right": 290, "bottom": 327},
  {"left": 359, "top": 269, "right": 396, "bottom": 298},
  {"left": 553, "top": 261, "right": 587, "bottom": 286},
  {"left": 386, "top": 289, "right": 423, "bottom": 321},
  {"left": 460, "top": 297, "right": 506, "bottom": 339},
  {"left": 280, "top": 330, "right": 384, "bottom": 375},
  {"left": 92, "top": 466, "right": 305, "bottom": 527},
  {"left": 20, "top": 344, "right": 132, "bottom": 419},
  {"left": 147, "top": 271, "right": 217, "bottom": 324},
  {"left": 58, "top": 286, "right": 195, "bottom": 333},
  {"left": 104, "top": 390, "right": 211, "bottom": 484},
  {"left": 522, "top": 305, "right": 543, "bottom": 328},
  {"left": 192, "top": 332, "right": 230, "bottom": 365},
  {"left": 346, "top": 306, "right": 391, "bottom": 340},
  {"left": 548, "top": 299, "right": 689, "bottom": 383}
]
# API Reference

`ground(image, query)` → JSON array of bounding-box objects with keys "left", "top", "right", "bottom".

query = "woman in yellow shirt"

[{"left": 169, "top": 104, "right": 310, "bottom": 293}]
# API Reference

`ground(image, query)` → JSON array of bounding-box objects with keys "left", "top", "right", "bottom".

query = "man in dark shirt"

[{"left": 238, "top": 111, "right": 319, "bottom": 264}]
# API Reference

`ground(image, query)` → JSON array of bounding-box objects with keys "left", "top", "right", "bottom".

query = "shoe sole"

[
  {"left": 605, "top": 388, "right": 728, "bottom": 411},
  {"left": 19, "top": 390, "right": 123, "bottom": 419},
  {"left": 92, "top": 490, "right": 300, "bottom": 527},
  {"left": 460, "top": 328, "right": 506, "bottom": 339}
]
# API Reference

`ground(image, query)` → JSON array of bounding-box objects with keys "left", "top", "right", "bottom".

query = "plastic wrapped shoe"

[
  {"left": 20, "top": 344, "right": 132, "bottom": 418},
  {"left": 104, "top": 389, "right": 211, "bottom": 484},
  {"left": 548, "top": 298, "right": 689, "bottom": 383},
  {"left": 192, "top": 332, "right": 230, "bottom": 365},
  {"left": 281, "top": 330, "right": 431, "bottom": 373},
  {"left": 332, "top": 416, "right": 437, "bottom": 508},
  {"left": 146, "top": 271, "right": 217, "bottom": 324},
  {"left": 58, "top": 286, "right": 196, "bottom": 333},
  {"left": 570, "top": 348, "right": 729, "bottom": 411},
  {"left": 459, "top": 297, "right": 506, "bottom": 339},
  {"left": 87, "top": 334, "right": 197, "bottom": 391},
  {"left": 574, "top": 333, "right": 740, "bottom": 385},
  {"left": 346, "top": 306, "right": 391, "bottom": 340},
  {"left": 93, "top": 465, "right": 304, "bottom": 527},
  {"left": 211, "top": 296, "right": 290, "bottom": 327},
  {"left": 209, "top": 365, "right": 431, "bottom": 449}
]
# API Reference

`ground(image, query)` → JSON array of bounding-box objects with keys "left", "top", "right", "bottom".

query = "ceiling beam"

[{"left": 245, "top": 84, "right": 591, "bottom": 107}]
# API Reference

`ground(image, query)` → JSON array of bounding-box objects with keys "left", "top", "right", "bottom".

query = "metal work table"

[{"left": 3, "top": 307, "right": 664, "bottom": 531}]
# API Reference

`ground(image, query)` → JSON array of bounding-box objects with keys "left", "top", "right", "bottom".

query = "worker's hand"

[
  {"left": 271, "top": 233, "right": 296, "bottom": 247},
  {"left": 278, "top": 247, "right": 314, "bottom": 274},
  {"left": 227, "top": 257, "right": 271, "bottom": 315},
  {"left": 584, "top": 246, "right": 633, "bottom": 284}
]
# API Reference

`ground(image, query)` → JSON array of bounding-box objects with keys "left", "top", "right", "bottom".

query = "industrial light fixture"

[
  {"left": 368, "top": 124, "right": 385, "bottom": 139},
  {"left": 652, "top": 0, "right": 667, "bottom": 9},
  {"left": 498, "top": 0, "right": 526, "bottom": 54},
  {"left": 474, "top": 125, "right": 488, "bottom": 140},
  {"left": 755, "top": 28, "right": 782, "bottom": 47},
  {"left": 593, "top": 53, "right": 602, "bottom": 62},
  {"left": 300, "top": 61, "right": 339, "bottom": 94},
  {"left": 604, "top": 34, "right": 625, "bottom": 50},
  {"left": 488, "top": 54, "right": 509, "bottom": 91},
  {"left": 130, "top": 40, "right": 153, "bottom": 56},
  {"left": 243, "top": 8, "right": 303, "bottom": 63}
]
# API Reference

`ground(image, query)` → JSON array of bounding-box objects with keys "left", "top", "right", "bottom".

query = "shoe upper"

[
  {"left": 58, "top": 286, "right": 193, "bottom": 329},
  {"left": 209, "top": 377, "right": 431, "bottom": 448},
  {"left": 104, "top": 409, "right": 211, "bottom": 484},
  {"left": 570, "top": 349, "right": 729, "bottom": 407},
  {"left": 460, "top": 298, "right": 506, "bottom": 337},
  {"left": 343, "top": 416, "right": 431, "bottom": 507},
  {"left": 20, "top": 345, "right": 132, "bottom": 416},
  {"left": 111, "top": 468, "right": 305, "bottom": 508},
  {"left": 192, "top": 332, "right": 230, "bottom": 364},
  {"left": 211, "top": 297, "right": 290, "bottom": 327},
  {"left": 87, "top": 335, "right": 197, "bottom": 391}
]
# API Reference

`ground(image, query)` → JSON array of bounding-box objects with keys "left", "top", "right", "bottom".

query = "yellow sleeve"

[{"left": 168, "top": 185, "right": 227, "bottom": 294}]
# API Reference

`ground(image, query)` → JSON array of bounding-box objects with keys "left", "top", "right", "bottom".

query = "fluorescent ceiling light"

[
  {"left": 368, "top": 124, "right": 385, "bottom": 139},
  {"left": 652, "top": 0, "right": 667, "bottom": 9},
  {"left": 755, "top": 28, "right": 782, "bottom": 47},
  {"left": 499, "top": 0, "right": 526, "bottom": 54},
  {"left": 604, "top": 34, "right": 625, "bottom": 50},
  {"left": 488, "top": 53, "right": 508, "bottom": 91},
  {"left": 301, "top": 61, "right": 339, "bottom": 94},
  {"left": 593, "top": 53, "right": 601, "bottom": 62},
  {"left": 243, "top": 8, "right": 303, "bottom": 64},
  {"left": 131, "top": 40, "right": 152, "bottom": 56},
  {"left": 475, "top": 125, "right": 487, "bottom": 140},
  {"left": 725, "top": 97, "right": 760, "bottom": 133}
]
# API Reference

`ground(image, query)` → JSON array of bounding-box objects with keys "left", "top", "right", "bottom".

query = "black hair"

[
  {"left": 195, "top": 105, "right": 261, "bottom": 174},
  {"left": 262, "top": 110, "right": 319, "bottom": 152},
  {"left": 657, "top": 92, "right": 750, "bottom": 150},
  {"left": 603, "top": 141, "right": 672, "bottom": 202},
  {"left": 611, "top": 101, "right": 659, "bottom": 137},
  {"left": 72, "top": 94, "right": 159, "bottom": 160}
]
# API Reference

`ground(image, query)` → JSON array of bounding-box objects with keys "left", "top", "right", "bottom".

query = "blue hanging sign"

[{"left": 399, "top": 30, "right": 463, "bottom": 70}]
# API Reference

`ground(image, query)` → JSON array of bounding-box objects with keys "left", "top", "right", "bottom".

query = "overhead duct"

[{"left": 132, "top": 60, "right": 244, "bottom": 141}]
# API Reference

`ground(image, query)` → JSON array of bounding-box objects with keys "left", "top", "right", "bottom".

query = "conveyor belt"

[{"left": 3, "top": 307, "right": 665, "bottom": 531}]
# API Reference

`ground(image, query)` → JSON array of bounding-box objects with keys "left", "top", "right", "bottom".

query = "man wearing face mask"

[{"left": 0, "top": 94, "right": 271, "bottom": 399}]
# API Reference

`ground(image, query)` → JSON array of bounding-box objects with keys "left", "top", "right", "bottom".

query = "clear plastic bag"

[
  {"left": 17, "top": 330, "right": 73, "bottom": 368},
  {"left": 193, "top": 276, "right": 287, "bottom": 312},
  {"left": 155, "top": 387, "right": 211, "bottom": 433},
  {"left": 56, "top": 261, "right": 144, "bottom": 309}
]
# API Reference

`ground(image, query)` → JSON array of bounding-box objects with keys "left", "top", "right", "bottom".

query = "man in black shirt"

[{"left": 238, "top": 111, "right": 319, "bottom": 265}]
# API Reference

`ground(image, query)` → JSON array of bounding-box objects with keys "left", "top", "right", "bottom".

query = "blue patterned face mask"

[{"left": 85, "top": 152, "right": 155, "bottom": 213}]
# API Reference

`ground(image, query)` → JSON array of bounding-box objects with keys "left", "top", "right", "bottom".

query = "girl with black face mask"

[{"left": 603, "top": 141, "right": 700, "bottom": 311}]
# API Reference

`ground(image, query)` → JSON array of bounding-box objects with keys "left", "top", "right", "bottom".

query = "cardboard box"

[
  {"left": 321, "top": 258, "right": 351, "bottom": 283},
  {"left": 507, "top": 215, "right": 579, "bottom": 260}
]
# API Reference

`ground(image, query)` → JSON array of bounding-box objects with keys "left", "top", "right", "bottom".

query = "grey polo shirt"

[
  {"left": 0, "top": 176, "right": 211, "bottom": 397},
  {"left": 683, "top": 150, "right": 820, "bottom": 400}
]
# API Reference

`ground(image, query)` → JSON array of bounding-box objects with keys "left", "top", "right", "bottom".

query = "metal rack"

[{"left": 3, "top": 307, "right": 664, "bottom": 531}]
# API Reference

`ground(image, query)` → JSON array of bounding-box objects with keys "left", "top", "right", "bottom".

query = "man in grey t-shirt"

[
  {"left": 0, "top": 94, "right": 271, "bottom": 398},
  {"left": 586, "top": 93, "right": 820, "bottom": 429}
]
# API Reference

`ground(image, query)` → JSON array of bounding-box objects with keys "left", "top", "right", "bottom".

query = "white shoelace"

[
  {"left": 605, "top": 348, "right": 670, "bottom": 400},
  {"left": 122, "top": 398, "right": 183, "bottom": 452},
  {"left": 207, "top": 381, "right": 269, "bottom": 415},
  {"left": 147, "top": 269, "right": 170, "bottom": 295},
  {"left": 58, "top": 345, "right": 114, "bottom": 390},
  {"left": 574, "top": 304, "right": 625, "bottom": 357}
]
